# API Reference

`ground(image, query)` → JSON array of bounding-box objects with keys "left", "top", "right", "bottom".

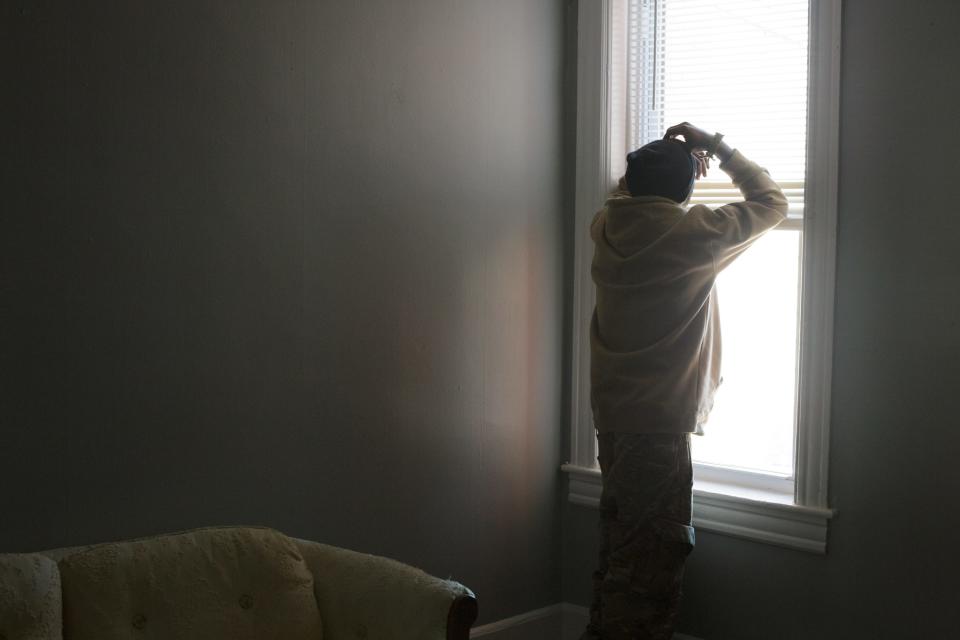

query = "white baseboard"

[
  {"left": 471, "top": 602, "right": 702, "bottom": 639},
  {"left": 470, "top": 603, "right": 564, "bottom": 639}
]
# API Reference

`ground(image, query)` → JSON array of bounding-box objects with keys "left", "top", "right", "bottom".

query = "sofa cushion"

[
  {"left": 0, "top": 553, "right": 63, "bottom": 640},
  {"left": 58, "top": 527, "right": 322, "bottom": 640}
]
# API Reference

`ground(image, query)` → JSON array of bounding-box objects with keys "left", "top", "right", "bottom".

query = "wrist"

[
  {"left": 715, "top": 141, "right": 734, "bottom": 163},
  {"left": 705, "top": 132, "right": 724, "bottom": 157}
]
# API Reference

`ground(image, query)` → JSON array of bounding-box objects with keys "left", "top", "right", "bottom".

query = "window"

[
  {"left": 631, "top": 0, "right": 809, "bottom": 478},
  {"left": 563, "top": 0, "right": 840, "bottom": 553}
]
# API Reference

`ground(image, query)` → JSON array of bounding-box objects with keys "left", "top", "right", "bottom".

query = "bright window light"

[{"left": 697, "top": 231, "right": 800, "bottom": 475}]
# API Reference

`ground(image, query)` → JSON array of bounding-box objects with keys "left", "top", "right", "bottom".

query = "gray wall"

[
  {"left": 562, "top": 1, "right": 960, "bottom": 638},
  {"left": 1, "top": 0, "right": 566, "bottom": 623}
]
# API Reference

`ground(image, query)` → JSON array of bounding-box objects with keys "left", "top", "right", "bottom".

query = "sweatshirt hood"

[{"left": 597, "top": 195, "right": 687, "bottom": 258}]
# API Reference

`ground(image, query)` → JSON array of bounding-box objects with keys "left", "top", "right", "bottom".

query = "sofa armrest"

[
  {"left": 293, "top": 539, "right": 477, "bottom": 640},
  {"left": 446, "top": 593, "right": 479, "bottom": 640}
]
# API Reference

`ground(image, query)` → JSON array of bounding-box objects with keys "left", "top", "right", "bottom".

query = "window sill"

[{"left": 561, "top": 464, "right": 835, "bottom": 554}]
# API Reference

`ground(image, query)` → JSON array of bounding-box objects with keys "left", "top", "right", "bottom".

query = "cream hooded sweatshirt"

[{"left": 590, "top": 150, "right": 788, "bottom": 434}]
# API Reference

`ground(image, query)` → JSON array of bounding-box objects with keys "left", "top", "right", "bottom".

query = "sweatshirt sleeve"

[{"left": 684, "top": 149, "right": 788, "bottom": 272}]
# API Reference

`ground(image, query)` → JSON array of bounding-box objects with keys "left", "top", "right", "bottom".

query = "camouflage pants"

[{"left": 582, "top": 432, "right": 695, "bottom": 640}]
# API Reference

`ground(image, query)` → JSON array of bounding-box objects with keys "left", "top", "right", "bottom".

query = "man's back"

[{"left": 590, "top": 149, "right": 788, "bottom": 435}]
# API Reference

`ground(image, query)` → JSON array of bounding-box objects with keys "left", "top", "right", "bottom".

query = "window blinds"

[{"left": 626, "top": 0, "right": 809, "bottom": 216}]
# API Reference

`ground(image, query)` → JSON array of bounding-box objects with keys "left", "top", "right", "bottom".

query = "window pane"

[
  {"left": 634, "top": 0, "right": 810, "bottom": 184},
  {"left": 691, "top": 229, "right": 800, "bottom": 475}
]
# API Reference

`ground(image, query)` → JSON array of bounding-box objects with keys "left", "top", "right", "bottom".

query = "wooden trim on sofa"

[{"left": 447, "top": 592, "right": 479, "bottom": 640}]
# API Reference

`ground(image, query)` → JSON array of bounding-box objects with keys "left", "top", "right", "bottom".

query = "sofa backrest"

[{"left": 55, "top": 527, "right": 323, "bottom": 640}]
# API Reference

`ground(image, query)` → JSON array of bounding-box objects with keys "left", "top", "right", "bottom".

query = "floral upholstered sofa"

[{"left": 0, "top": 526, "right": 477, "bottom": 640}]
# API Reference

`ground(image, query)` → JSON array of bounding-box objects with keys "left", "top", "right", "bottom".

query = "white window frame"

[{"left": 562, "top": 0, "right": 840, "bottom": 553}]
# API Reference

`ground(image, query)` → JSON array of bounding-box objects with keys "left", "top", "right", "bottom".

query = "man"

[{"left": 583, "top": 122, "right": 788, "bottom": 640}]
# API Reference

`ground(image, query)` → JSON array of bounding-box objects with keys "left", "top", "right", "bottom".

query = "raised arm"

[{"left": 664, "top": 122, "right": 788, "bottom": 271}]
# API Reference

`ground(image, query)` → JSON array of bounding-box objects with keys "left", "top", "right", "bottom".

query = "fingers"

[{"left": 692, "top": 151, "right": 709, "bottom": 179}]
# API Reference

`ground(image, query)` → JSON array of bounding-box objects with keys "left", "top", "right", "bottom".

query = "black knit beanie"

[{"left": 624, "top": 139, "right": 696, "bottom": 203}]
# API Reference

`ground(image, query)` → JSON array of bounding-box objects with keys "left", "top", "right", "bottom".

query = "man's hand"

[
  {"left": 665, "top": 122, "right": 733, "bottom": 175},
  {"left": 664, "top": 122, "right": 715, "bottom": 152}
]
